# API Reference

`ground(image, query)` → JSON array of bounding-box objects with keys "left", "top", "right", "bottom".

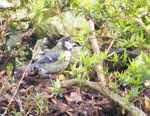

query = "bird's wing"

[{"left": 36, "top": 52, "right": 59, "bottom": 64}]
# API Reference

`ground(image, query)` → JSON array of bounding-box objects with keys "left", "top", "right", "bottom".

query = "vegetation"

[{"left": 0, "top": 0, "right": 150, "bottom": 115}]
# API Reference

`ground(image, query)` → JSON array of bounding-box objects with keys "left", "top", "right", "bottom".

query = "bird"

[{"left": 18, "top": 37, "right": 77, "bottom": 75}]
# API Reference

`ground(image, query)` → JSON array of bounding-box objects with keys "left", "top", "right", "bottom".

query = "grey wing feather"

[{"left": 35, "top": 53, "right": 59, "bottom": 64}]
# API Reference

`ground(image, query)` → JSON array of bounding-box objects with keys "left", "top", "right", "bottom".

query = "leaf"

[
  {"left": 65, "top": 91, "right": 82, "bottom": 102},
  {"left": 144, "top": 81, "right": 150, "bottom": 87},
  {"left": 79, "top": 0, "right": 97, "bottom": 10},
  {"left": 144, "top": 96, "right": 150, "bottom": 112},
  {"left": 146, "top": 25, "right": 150, "bottom": 30},
  {"left": 123, "top": 26, "right": 132, "bottom": 32},
  {"left": 105, "top": 0, "right": 112, "bottom": 5},
  {"left": 58, "top": 74, "right": 66, "bottom": 81},
  {"left": 131, "top": 87, "right": 139, "bottom": 97}
]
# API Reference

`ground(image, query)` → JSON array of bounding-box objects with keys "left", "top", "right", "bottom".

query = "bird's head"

[{"left": 57, "top": 37, "right": 77, "bottom": 51}]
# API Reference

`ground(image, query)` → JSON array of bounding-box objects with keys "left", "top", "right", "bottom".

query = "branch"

[
  {"left": 134, "top": 17, "right": 150, "bottom": 36},
  {"left": 59, "top": 79, "right": 146, "bottom": 116},
  {"left": 88, "top": 20, "right": 106, "bottom": 85},
  {"left": 63, "top": 19, "right": 147, "bottom": 116}
]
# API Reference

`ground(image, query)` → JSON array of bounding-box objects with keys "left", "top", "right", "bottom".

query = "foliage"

[
  {"left": 67, "top": 0, "right": 150, "bottom": 101},
  {"left": 70, "top": 49, "right": 105, "bottom": 80},
  {"left": 48, "top": 79, "right": 64, "bottom": 95},
  {"left": 115, "top": 54, "right": 150, "bottom": 86},
  {"left": 1, "top": 0, "right": 150, "bottom": 115},
  {"left": 114, "top": 53, "right": 150, "bottom": 101}
]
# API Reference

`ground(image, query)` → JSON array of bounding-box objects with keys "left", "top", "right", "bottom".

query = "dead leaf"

[
  {"left": 109, "top": 73, "right": 116, "bottom": 82},
  {"left": 65, "top": 92, "right": 82, "bottom": 102},
  {"left": 144, "top": 96, "right": 150, "bottom": 112},
  {"left": 97, "top": 39, "right": 104, "bottom": 48},
  {"left": 0, "top": 70, "right": 5, "bottom": 79},
  {"left": 89, "top": 71, "right": 96, "bottom": 77},
  {"left": 75, "top": 87, "right": 81, "bottom": 95},
  {"left": 121, "top": 107, "right": 125, "bottom": 115},
  {"left": 58, "top": 74, "right": 66, "bottom": 81},
  {"left": 145, "top": 80, "right": 150, "bottom": 87}
]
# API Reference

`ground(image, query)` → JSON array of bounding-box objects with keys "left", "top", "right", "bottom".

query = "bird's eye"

[{"left": 73, "top": 43, "right": 77, "bottom": 47}]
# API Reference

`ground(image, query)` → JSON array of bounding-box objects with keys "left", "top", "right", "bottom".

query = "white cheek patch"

[{"left": 65, "top": 41, "right": 73, "bottom": 50}]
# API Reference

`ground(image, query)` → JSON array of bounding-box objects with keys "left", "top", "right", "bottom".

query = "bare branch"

[{"left": 88, "top": 20, "right": 106, "bottom": 85}]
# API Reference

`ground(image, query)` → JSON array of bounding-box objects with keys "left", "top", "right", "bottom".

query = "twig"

[
  {"left": 88, "top": 20, "right": 106, "bottom": 85},
  {"left": 106, "top": 38, "right": 115, "bottom": 54},
  {"left": 59, "top": 79, "right": 146, "bottom": 116},
  {"left": 15, "top": 96, "right": 25, "bottom": 115},
  {"left": 134, "top": 17, "right": 150, "bottom": 36},
  {"left": 2, "top": 61, "right": 33, "bottom": 116},
  {"left": 85, "top": 19, "right": 146, "bottom": 115},
  {"left": 31, "top": 96, "right": 43, "bottom": 114},
  {"left": 86, "top": 16, "right": 101, "bottom": 29}
]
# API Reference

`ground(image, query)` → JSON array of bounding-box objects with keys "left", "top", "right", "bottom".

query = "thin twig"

[
  {"left": 31, "top": 96, "right": 43, "bottom": 114},
  {"left": 2, "top": 61, "right": 32, "bottom": 116},
  {"left": 15, "top": 96, "right": 25, "bottom": 115},
  {"left": 106, "top": 38, "right": 115, "bottom": 54}
]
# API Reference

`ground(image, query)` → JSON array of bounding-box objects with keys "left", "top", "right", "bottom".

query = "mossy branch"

[{"left": 59, "top": 79, "right": 146, "bottom": 116}]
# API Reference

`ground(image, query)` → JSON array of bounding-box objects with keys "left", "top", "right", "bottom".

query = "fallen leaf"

[
  {"left": 0, "top": 70, "right": 5, "bottom": 79},
  {"left": 144, "top": 96, "right": 150, "bottom": 112},
  {"left": 145, "top": 80, "right": 150, "bottom": 87},
  {"left": 121, "top": 107, "right": 125, "bottom": 115},
  {"left": 109, "top": 73, "right": 116, "bottom": 82},
  {"left": 58, "top": 74, "right": 66, "bottom": 81},
  {"left": 65, "top": 92, "right": 82, "bottom": 102}
]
